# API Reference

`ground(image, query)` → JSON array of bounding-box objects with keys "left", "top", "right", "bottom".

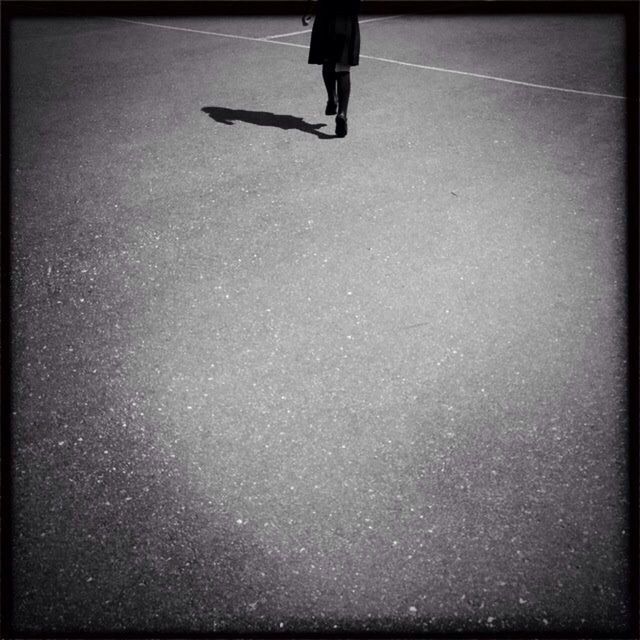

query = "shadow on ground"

[{"left": 202, "top": 106, "right": 334, "bottom": 139}]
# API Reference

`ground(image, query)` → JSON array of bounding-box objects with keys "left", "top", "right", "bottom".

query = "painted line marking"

[
  {"left": 114, "top": 18, "right": 269, "bottom": 42},
  {"left": 264, "top": 15, "right": 401, "bottom": 40},
  {"left": 360, "top": 15, "right": 403, "bottom": 25},
  {"left": 116, "top": 18, "right": 626, "bottom": 100},
  {"left": 359, "top": 54, "right": 626, "bottom": 100}
]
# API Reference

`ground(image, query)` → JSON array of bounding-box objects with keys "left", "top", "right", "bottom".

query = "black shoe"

[
  {"left": 335, "top": 114, "right": 347, "bottom": 137},
  {"left": 325, "top": 99, "right": 337, "bottom": 116}
]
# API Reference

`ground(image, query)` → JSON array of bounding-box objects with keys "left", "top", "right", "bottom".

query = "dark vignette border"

[
  {"left": 0, "top": 1, "right": 637, "bottom": 639},
  {"left": 624, "top": 2, "right": 639, "bottom": 639},
  {"left": 1, "top": 0, "right": 640, "bottom": 16},
  {"left": 1, "top": 1, "right": 14, "bottom": 638},
  {"left": 0, "top": 0, "right": 639, "bottom": 15}
]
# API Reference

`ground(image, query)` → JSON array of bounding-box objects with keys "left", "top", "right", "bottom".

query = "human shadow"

[{"left": 202, "top": 106, "right": 335, "bottom": 140}]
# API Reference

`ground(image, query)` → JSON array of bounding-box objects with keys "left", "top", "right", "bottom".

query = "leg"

[
  {"left": 336, "top": 70, "right": 351, "bottom": 118},
  {"left": 335, "top": 70, "right": 350, "bottom": 137},
  {"left": 322, "top": 62, "right": 337, "bottom": 114}
]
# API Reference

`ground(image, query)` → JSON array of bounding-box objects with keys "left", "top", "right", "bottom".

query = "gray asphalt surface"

[{"left": 10, "top": 13, "right": 631, "bottom": 635}]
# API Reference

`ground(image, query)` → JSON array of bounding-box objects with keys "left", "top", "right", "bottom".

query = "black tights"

[
  {"left": 322, "top": 62, "right": 351, "bottom": 117},
  {"left": 322, "top": 62, "right": 336, "bottom": 102}
]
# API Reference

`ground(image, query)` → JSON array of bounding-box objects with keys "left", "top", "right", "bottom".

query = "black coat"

[{"left": 308, "top": 0, "right": 360, "bottom": 66}]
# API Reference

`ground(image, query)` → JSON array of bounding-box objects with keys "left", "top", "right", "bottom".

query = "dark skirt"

[{"left": 308, "top": 0, "right": 360, "bottom": 67}]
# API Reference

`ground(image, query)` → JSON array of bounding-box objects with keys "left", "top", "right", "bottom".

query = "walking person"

[{"left": 303, "top": 0, "right": 361, "bottom": 138}]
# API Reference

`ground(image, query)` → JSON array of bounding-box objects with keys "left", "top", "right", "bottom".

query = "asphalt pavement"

[{"left": 9, "top": 12, "right": 632, "bottom": 636}]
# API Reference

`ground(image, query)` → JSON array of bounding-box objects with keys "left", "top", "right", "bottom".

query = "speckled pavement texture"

[{"left": 9, "top": 12, "right": 631, "bottom": 636}]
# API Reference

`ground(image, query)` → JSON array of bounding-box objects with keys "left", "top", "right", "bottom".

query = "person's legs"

[
  {"left": 335, "top": 65, "right": 351, "bottom": 137},
  {"left": 322, "top": 62, "right": 337, "bottom": 115},
  {"left": 336, "top": 71, "right": 350, "bottom": 118}
]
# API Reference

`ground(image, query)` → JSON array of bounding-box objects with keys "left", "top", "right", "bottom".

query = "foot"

[
  {"left": 325, "top": 99, "right": 337, "bottom": 116},
  {"left": 335, "top": 114, "right": 347, "bottom": 137}
]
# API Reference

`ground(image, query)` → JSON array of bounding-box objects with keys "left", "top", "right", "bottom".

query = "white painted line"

[
  {"left": 115, "top": 17, "right": 312, "bottom": 47},
  {"left": 262, "top": 40, "right": 310, "bottom": 50},
  {"left": 114, "top": 18, "right": 268, "bottom": 43},
  {"left": 360, "top": 53, "right": 626, "bottom": 100},
  {"left": 262, "top": 26, "right": 313, "bottom": 39},
  {"left": 264, "top": 15, "right": 401, "bottom": 40},
  {"left": 360, "top": 15, "right": 402, "bottom": 25},
  {"left": 116, "top": 18, "right": 626, "bottom": 101}
]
